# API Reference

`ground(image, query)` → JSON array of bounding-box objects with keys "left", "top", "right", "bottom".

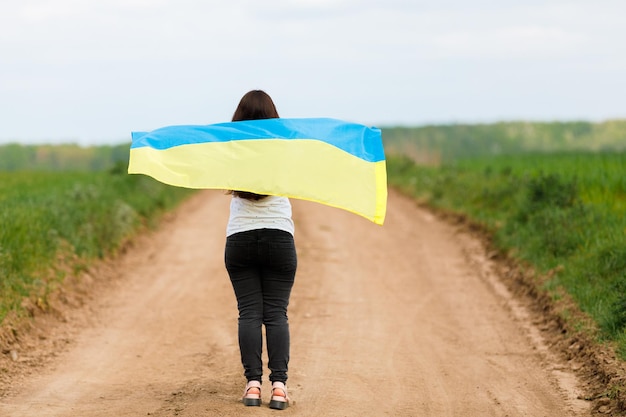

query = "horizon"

[{"left": 2, "top": 117, "right": 625, "bottom": 147}]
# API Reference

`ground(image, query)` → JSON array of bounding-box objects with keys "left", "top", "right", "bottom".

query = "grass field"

[
  {"left": 0, "top": 168, "right": 194, "bottom": 323},
  {"left": 387, "top": 151, "right": 626, "bottom": 357}
]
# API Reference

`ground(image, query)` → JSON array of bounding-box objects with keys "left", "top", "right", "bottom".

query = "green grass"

[
  {"left": 387, "top": 151, "right": 626, "bottom": 356},
  {"left": 0, "top": 169, "right": 195, "bottom": 322}
]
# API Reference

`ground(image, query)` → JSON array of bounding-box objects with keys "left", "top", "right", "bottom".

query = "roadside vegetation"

[
  {"left": 384, "top": 121, "right": 626, "bottom": 360},
  {"left": 385, "top": 120, "right": 626, "bottom": 411},
  {"left": 0, "top": 154, "right": 194, "bottom": 325}
]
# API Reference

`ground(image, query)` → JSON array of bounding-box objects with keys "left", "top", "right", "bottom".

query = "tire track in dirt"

[{"left": 0, "top": 189, "right": 589, "bottom": 416}]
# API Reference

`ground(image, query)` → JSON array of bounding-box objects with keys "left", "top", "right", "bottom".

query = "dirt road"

[{"left": 0, "top": 189, "right": 590, "bottom": 416}]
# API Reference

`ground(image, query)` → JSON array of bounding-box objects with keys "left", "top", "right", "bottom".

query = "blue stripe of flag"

[{"left": 131, "top": 118, "right": 384, "bottom": 163}]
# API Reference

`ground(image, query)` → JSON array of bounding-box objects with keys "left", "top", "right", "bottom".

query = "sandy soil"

[{"left": 0, "top": 189, "right": 595, "bottom": 416}]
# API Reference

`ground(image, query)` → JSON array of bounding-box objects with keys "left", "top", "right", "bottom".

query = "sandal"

[
  {"left": 269, "top": 381, "right": 290, "bottom": 410},
  {"left": 242, "top": 380, "right": 262, "bottom": 406}
]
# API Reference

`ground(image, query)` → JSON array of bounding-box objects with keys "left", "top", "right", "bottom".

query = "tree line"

[
  {"left": 0, "top": 143, "right": 130, "bottom": 171},
  {"left": 382, "top": 119, "right": 626, "bottom": 163}
]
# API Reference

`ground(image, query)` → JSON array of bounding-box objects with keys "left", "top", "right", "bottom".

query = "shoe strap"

[
  {"left": 244, "top": 381, "right": 261, "bottom": 395},
  {"left": 271, "top": 382, "right": 287, "bottom": 397}
]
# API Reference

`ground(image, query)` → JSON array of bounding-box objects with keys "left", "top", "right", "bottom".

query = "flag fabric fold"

[{"left": 128, "top": 117, "right": 387, "bottom": 225}]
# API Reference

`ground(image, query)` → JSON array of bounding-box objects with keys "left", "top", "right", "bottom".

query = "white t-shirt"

[{"left": 226, "top": 195, "right": 295, "bottom": 237}]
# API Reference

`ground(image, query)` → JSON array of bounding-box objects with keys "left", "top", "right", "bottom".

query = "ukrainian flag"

[{"left": 128, "top": 118, "right": 387, "bottom": 225}]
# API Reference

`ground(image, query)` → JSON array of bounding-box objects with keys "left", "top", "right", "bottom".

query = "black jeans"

[{"left": 225, "top": 229, "right": 297, "bottom": 384}]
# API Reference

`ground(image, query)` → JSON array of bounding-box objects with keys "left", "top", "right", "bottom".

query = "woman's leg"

[
  {"left": 259, "top": 230, "right": 297, "bottom": 383},
  {"left": 225, "top": 232, "right": 264, "bottom": 382}
]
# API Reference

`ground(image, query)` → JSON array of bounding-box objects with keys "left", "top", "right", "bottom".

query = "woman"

[{"left": 224, "top": 90, "right": 297, "bottom": 410}]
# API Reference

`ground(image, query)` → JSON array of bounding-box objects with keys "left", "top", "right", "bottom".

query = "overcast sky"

[{"left": 2, "top": 0, "right": 626, "bottom": 145}]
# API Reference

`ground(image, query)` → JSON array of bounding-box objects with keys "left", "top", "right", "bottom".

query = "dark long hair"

[
  {"left": 229, "top": 90, "right": 279, "bottom": 200},
  {"left": 232, "top": 90, "right": 279, "bottom": 122}
]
